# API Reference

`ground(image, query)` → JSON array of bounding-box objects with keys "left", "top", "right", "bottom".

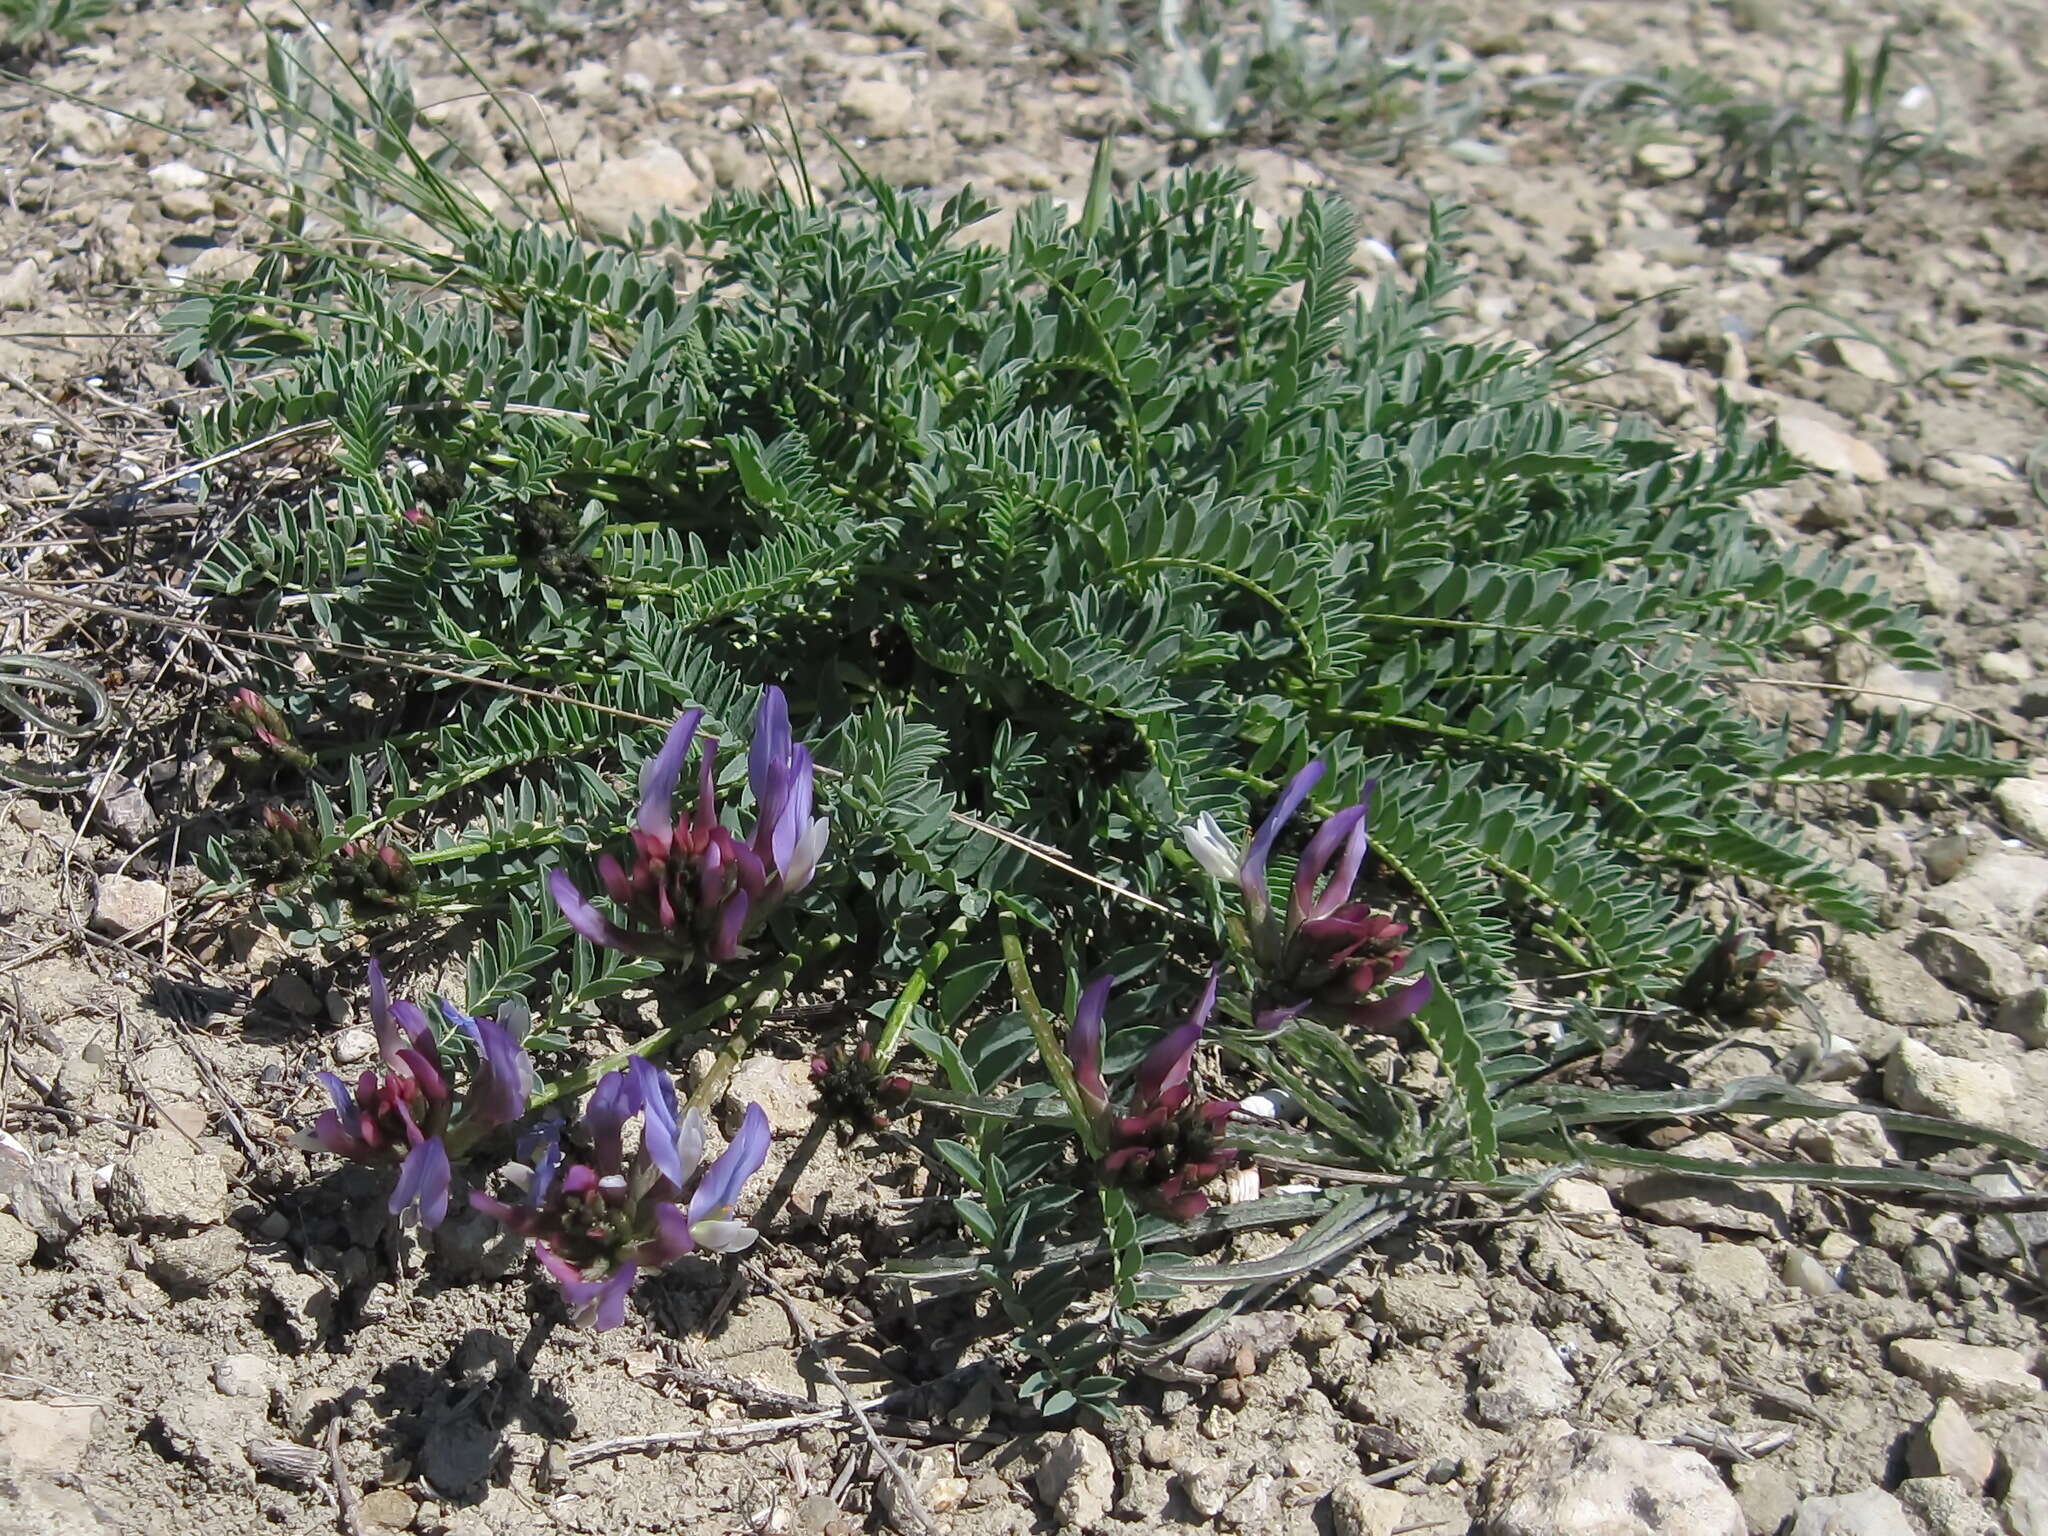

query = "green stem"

[
  {"left": 997, "top": 909, "right": 1100, "bottom": 1158},
  {"left": 685, "top": 935, "right": 842, "bottom": 1115},
  {"left": 874, "top": 912, "right": 973, "bottom": 1069},
  {"left": 527, "top": 943, "right": 816, "bottom": 1114}
]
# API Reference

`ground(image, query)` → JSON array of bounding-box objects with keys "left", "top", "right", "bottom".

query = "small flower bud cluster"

[{"left": 216, "top": 688, "right": 312, "bottom": 775}]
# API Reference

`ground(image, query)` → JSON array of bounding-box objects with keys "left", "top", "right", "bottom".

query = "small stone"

[
  {"left": 839, "top": 78, "right": 916, "bottom": 138},
  {"left": 1844, "top": 1245, "right": 1908, "bottom": 1298},
  {"left": 1851, "top": 662, "right": 1949, "bottom": 720},
  {"left": 1996, "top": 990, "right": 2048, "bottom": 1049},
  {"left": 1837, "top": 935, "right": 1962, "bottom": 1025},
  {"left": 1542, "top": 1177, "right": 1615, "bottom": 1216},
  {"left": 161, "top": 187, "right": 213, "bottom": 221},
  {"left": 0, "top": 258, "right": 39, "bottom": 312},
  {"left": 1885, "top": 1040, "right": 2015, "bottom": 1130},
  {"left": 1473, "top": 1325, "right": 1576, "bottom": 1429},
  {"left": 0, "top": 1399, "right": 101, "bottom": 1476},
  {"left": 1902, "top": 1243, "right": 1956, "bottom": 1298},
  {"left": 149, "top": 1226, "right": 247, "bottom": 1295},
  {"left": 1789, "top": 1488, "right": 1916, "bottom": 1536},
  {"left": 1923, "top": 835, "right": 1975, "bottom": 885},
  {"left": 149, "top": 160, "right": 210, "bottom": 192},
  {"left": 2001, "top": 1419, "right": 2048, "bottom": 1536},
  {"left": 1911, "top": 928, "right": 2032, "bottom": 1004},
  {"left": 1910, "top": 1399, "right": 1995, "bottom": 1492},
  {"left": 331, "top": 1028, "right": 378, "bottom": 1066},
  {"left": 44, "top": 101, "right": 113, "bottom": 155},
  {"left": 1825, "top": 336, "right": 1903, "bottom": 383},
  {"left": 1684, "top": 1244, "right": 1773, "bottom": 1306},
  {"left": 1733, "top": 1463, "right": 1801, "bottom": 1536},
  {"left": 721, "top": 1055, "right": 817, "bottom": 1137},
  {"left": 1219, "top": 1472, "right": 1277, "bottom": 1531},
  {"left": 359, "top": 1488, "right": 417, "bottom": 1531},
  {"left": 90, "top": 874, "right": 172, "bottom": 938},
  {"left": 1329, "top": 1478, "right": 1407, "bottom": 1536},
  {"left": 0, "top": 1211, "right": 38, "bottom": 1265},
  {"left": 1981, "top": 651, "right": 2037, "bottom": 685},
  {"left": 1997, "top": 780, "right": 2048, "bottom": 852},
  {"left": 1615, "top": 1131, "right": 1792, "bottom": 1236},
  {"left": 1479, "top": 1419, "right": 1743, "bottom": 1536},
  {"left": 1634, "top": 142, "right": 1698, "bottom": 179},
  {"left": 1896, "top": 1475, "right": 1998, "bottom": 1536},
  {"left": 1887, "top": 1338, "right": 2041, "bottom": 1409},
  {"left": 1777, "top": 413, "right": 1889, "bottom": 481},
  {"left": 1919, "top": 852, "right": 2048, "bottom": 943},
  {"left": 213, "top": 1354, "right": 284, "bottom": 1401},
  {"left": 558, "top": 60, "right": 615, "bottom": 108},
  {"left": 1035, "top": 1429, "right": 1114, "bottom": 1529},
  {"left": 105, "top": 1131, "right": 230, "bottom": 1233},
  {"left": 1782, "top": 1248, "right": 1840, "bottom": 1296},
  {"left": 1375, "top": 1272, "right": 1486, "bottom": 1338},
  {"left": 576, "top": 145, "right": 703, "bottom": 241}
]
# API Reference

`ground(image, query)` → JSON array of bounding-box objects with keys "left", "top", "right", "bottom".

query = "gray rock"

[
  {"left": 1179, "top": 1311, "right": 1301, "bottom": 1378},
  {"left": 1895, "top": 1476, "right": 1998, "bottom": 1536},
  {"left": 1911, "top": 928, "right": 2033, "bottom": 1004},
  {"left": 1923, "top": 834, "right": 1975, "bottom": 885},
  {"left": 0, "top": 1211, "right": 36, "bottom": 1265},
  {"left": 1474, "top": 1325, "right": 1577, "bottom": 1429},
  {"left": 0, "top": 1399, "right": 101, "bottom": 1476},
  {"left": 1777, "top": 414, "right": 1888, "bottom": 482},
  {"left": 1837, "top": 936, "right": 1962, "bottom": 1025},
  {"left": 0, "top": 1144, "right": 93, "bottom": 1245},
  {"left": 1375, "top": 1271, "right": 1487, "bottom": 1338},
  {"left": 1219, "top": 1471, "right": 1278, "bottom": 1532},
  {"left": 212, "top": 1354, "right": 284, "bottom": 1402},
  {"left": 1910, "top": 1398, "right": 1995, "bottom": 1491},
  {"left": 574, "top": 145, "right": 703, "bottom": 242},
  {"left": 1970, "top": 1171, "right": 2048, "bottom": 1262},
  {"left": 1733, "top": 1463, "right": 1800, "bottom": 1536},
  {"left": 1844, "top": 1245, "right": 1908, "bottom": 1298},
  {"left": 1685, "top": 1244, "right": 1774, "bottom": 1307},
  {"left": 1615, "top": 1132, "right": 1792, "bottom": 1236},
  {"left": 104, "top": 1131, "right": 229, "bottom": 1233},
  {"left": 148, "top": 1226, "right": 247, "bottom": 1295},
  {"left": 1036, "top": 1429, "right": 1114, "bottom": 1529},
  {"left": 2001, "top": 1418, "right": 2048, "bottom": 1536},
  {"left": 839, "top": 78, "right": 917, "bottom": 138},
  {"left": 1909, "top": 1477, "right": 1996, "bottom": 1536},
  {"left": 1996, "top": 779, "right": 2048, "bottom": 852},
  {"left": 1996, "top": 990, "right": 2048, "bottom": 1049},
  {"left": 1329, "top": 1479, "right": 1407, "bottom": 1536},
  {"left": 1885, "top": 1040, "right": 2015, "bottom": 1130},
  {"left": 1920, "top": 852, "right": 2048, "bottom": 943},
  {"left": 1851, "top": 663, "right": 1946, "bottom": 718},
  {"left": 1790, "top": 1488, "right": 1915, "bottom": 1536},
  {"left": 1981, "top": 652, "right": 2038, "bottom": 685},
  {"left": 331, "top": 1028, "right": 377, "bottom": 1066},
  {"left": 1479, "top": 1419, "right": 1743, "bottom": 1535},
  {"left": 720, "top": 1054, "right": 817, "bottom": 1137},
  {"left": 1887, "top": 1338, "right": 2040, "bottom": 1409},
  {"left": 89, "top": 874, "right": 171, "bottom": 938}
]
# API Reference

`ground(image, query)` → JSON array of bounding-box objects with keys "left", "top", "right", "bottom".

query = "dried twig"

[
  {"left": 325, "top": 1416, "right": 366, "bottom": 1536},
  {"left": 749, "top": 1260, "right": 936, "bottom": 1536}
]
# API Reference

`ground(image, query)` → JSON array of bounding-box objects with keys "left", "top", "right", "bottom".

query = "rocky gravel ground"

[{"left": 2, "top": 0, "right": 2048, "bottom": 1533}]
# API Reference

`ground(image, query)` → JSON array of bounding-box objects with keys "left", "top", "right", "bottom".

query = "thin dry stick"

[
  {"left": 749, "top": 1261, "right": 936, "bottom": 1536},
  {"left": 325, "top": 1417, "right": 366, "bottom": 1536},
  {"left": 567, "top": 1405, "right": 863, "bottom": 1467}
]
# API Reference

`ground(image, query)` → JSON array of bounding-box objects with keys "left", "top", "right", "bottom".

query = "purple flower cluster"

[
  {"left": 1066, "top": 970, "right": 1242, "bottom": 1221},
  {"left": 471, "top": 1058, "right": 771, "bottom": 1330},
  {"left": 1184, "top": 762, "right": 1433, "bottom": 1036},
  {"left": 297, "top": 963, "right": 533, "bottom": 1229},
  {"left": 549, "top": 687, "right": 828, "bottom": 965}
]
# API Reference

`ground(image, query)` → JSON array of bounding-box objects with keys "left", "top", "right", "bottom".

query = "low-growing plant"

[
  {"left": 1028, "top": 0, "right": 1482, "bottom": 152},
  {"left": 1528, "top": 31, "right": 1950, "bottom": 227},
  {"left": 144, "top": 37, "right": 2034, "bottom": 1410},
  {"left": 0, "top": 0, "right": 109, "bottom": 57}
]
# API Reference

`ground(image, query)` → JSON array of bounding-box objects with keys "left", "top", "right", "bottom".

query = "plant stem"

[
  {"left": 684, "top": 936, "right": 841, "bottom": 1115},
  {"left": 528, "top": 943, "right": 820, "bottom": 1113},
  {"left": 996, "top": 909, "right": 1100, "bottom": 1158},
  {"left": 874, "top": 912, "right": 973, "bottom": 1069}
]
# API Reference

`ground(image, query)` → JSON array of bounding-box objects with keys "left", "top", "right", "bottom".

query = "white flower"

[{"left": 1181, "top": 813, "right": 1240, "bottom": 881}]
